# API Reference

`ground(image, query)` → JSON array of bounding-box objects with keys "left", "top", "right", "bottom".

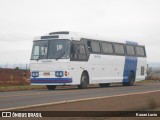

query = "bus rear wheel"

[
  {"left": 46, "top": 85, "right": 57, "bottom": 90},
  {"left": 99, "top": 83, "right": 110, "bottom": 87},
  {"left": 78, "top": 72, "right": 89, "bottom": 89},
  {"left": 123, "top": 72, "right": 135, "bottom": 86}
]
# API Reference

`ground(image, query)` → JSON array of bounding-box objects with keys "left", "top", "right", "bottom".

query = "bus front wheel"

[
  {"left": 78, "top": 72, "right": 89, "bottom": 89},
  {"left": 46, "top": 85, "right": 57, "bottom": 90}
]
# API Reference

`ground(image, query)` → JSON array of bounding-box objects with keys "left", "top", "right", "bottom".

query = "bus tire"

[
  {"left": 123, "top": 72, "right": 135, "bottom": 86},
  {"left": 46, "top": 85, "right": 57, "bottom": 90},
  {"left": 99, "top": 83, "right": 110, "bottom": 87},
  {"left": 78, "top": 72, "right": 89, "bottom": 89}
]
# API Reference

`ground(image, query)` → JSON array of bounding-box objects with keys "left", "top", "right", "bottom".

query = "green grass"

[{"left": 137, "top": 79, "right": 160, "bottom": 83}]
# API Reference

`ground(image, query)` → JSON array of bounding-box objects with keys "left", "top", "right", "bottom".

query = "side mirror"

[
  {"left": 88, "top": 46, "right": 92, "bottom": 52},
  {"left": 87, "top": 41, "right": 92, "bottom": 52}
]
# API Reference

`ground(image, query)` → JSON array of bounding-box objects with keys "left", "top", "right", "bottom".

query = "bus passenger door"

[{"left": 70, "top": 42, "right": 88, "bottom": 84}]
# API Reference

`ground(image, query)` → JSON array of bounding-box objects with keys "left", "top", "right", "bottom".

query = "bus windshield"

[{"left": 31, "top": 39, "right": 70, "bottom": 60}]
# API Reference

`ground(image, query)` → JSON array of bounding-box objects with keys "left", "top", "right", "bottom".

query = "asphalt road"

[{"left": 0, "top": 82, "right": 160, "bottom": 111}]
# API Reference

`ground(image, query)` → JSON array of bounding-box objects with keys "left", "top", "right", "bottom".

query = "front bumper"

[{"left": 30, "top": 77, "right": 72, "bottom": 84}]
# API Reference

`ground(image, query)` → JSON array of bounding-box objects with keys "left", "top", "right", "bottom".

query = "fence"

[{"left": 0, "top": 64, "right": 30, "bottom": 70}]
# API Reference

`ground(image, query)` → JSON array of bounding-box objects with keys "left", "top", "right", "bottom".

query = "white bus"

[{"left": 30, "top": 31, "right": 147, "bottom": 90}]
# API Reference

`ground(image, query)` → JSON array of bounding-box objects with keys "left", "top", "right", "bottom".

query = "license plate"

[{"left": 43, "top": 72, "right": 50, "bottom": 76}]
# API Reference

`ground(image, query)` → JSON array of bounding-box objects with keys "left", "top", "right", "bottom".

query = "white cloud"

[{"left": 0, "top": 50, "right": 31, "bottom": 64}]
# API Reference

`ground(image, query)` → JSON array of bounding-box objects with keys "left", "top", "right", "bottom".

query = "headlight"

[
  {"left": 32, "top": 71, "right": 39, "bottom": 77},
  {"left": 55, "top": 71, "right": 63, "bottom": 77}
]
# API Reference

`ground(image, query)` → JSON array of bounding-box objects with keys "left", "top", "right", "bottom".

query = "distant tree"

[
  {"left": 146, "top": 67, "right": 153, "bottom": 79},
  {"left": 15, "top": 67, "right": 19, "bottom": 70},
  {"left": 155, "top": 68, "right": 160, "bottom": 73}
]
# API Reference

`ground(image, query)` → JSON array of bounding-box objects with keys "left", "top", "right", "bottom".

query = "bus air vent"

[
  {"left": 49, "top": 31, "right": 69, "bottom": 35},
  {"left": 41, "top": 35, "right": 59, "bottom": 39}
]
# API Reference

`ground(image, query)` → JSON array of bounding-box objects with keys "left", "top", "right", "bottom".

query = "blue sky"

[{"left": 0, "top": 0, "right": 160, "bottom": 64}]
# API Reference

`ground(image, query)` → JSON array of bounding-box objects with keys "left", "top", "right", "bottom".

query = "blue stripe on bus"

[
  {"left": 30, "top": 78, "right": 72, "bottom": 83},
  {"left": 123, "top": 41, "right": 138, "bottom": 82}
]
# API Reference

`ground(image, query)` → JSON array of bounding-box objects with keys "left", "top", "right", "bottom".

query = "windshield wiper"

[
  {"left": 55, "top": 46, "right": 69, "bottom": 60},
  {"left": 55, "top": 51, "right": 66, "bottom": 60}
]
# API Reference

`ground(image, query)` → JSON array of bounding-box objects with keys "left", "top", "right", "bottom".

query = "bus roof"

[{"left": 33, "top": 31, "right": 144, "bottom": 46}]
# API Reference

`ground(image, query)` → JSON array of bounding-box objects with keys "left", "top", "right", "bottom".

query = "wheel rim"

[
  {"left": 130, "top": 73, "right": 135, "bottom": 85},
  {"left": 82, "top": 75, "right": 87, "bottom": 85}
]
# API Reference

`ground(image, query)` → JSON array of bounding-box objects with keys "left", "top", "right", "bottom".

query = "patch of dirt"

[{"left": 0, "top": 68, "right": 30, "bottom": 86}]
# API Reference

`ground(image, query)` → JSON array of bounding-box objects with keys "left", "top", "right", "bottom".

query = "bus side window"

[
  {"left": 91, "top": 41, "right": 101, "bottom": 53},
  {"left": 135, "top": 46, "right": 145, "bottom": 57},
  {"left": 114, "top": 44, "right": 125, "bottom": 55},
  {"left": 77, "top": 44, "right": 87, "bottom": 60},
  {"left": 78, "top": 44, "right": 86, "bottom": 55}
]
